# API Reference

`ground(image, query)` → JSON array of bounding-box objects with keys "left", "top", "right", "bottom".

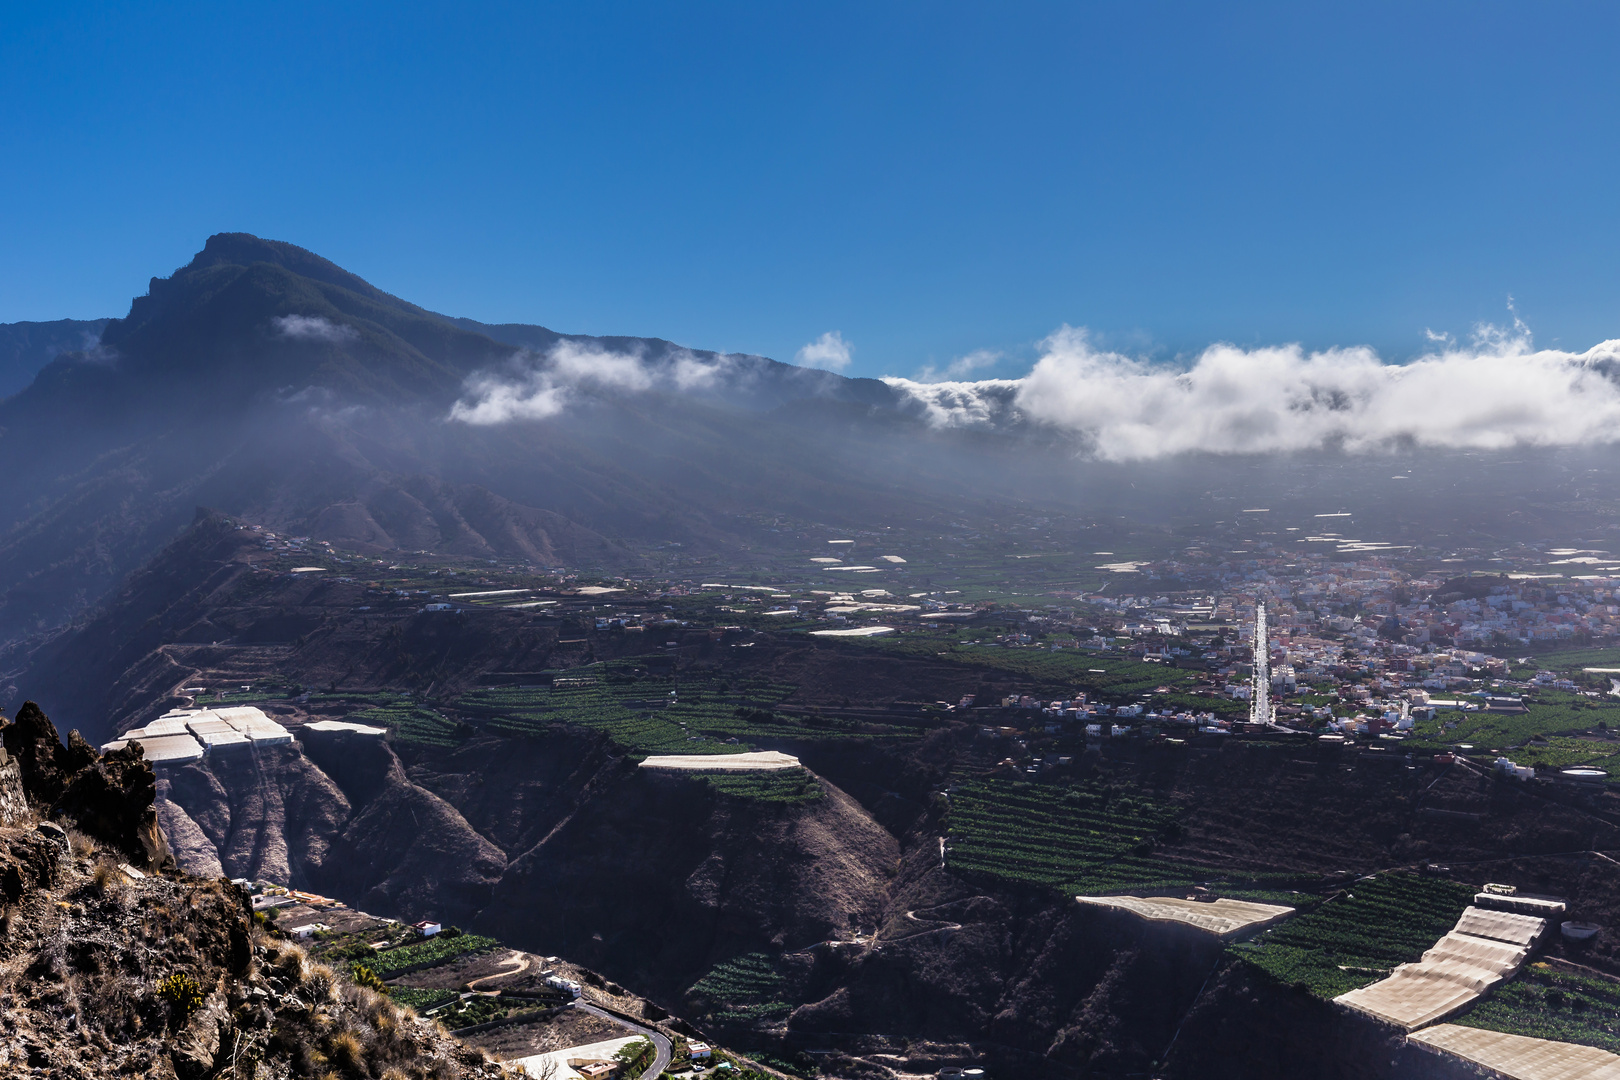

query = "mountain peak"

[{"left": 187, "top": 233, "right": 395, "bottom": 307}]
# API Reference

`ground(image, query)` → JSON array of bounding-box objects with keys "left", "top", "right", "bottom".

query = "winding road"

[
  {"left": 467, "top": 950, "right": 531, "bottom": 993},
  {"left": 573, "top": 1001, "right": 673, "bottom": 1080}
]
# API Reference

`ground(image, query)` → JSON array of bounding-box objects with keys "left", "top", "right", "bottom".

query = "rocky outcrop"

[
  {"left": 160, "top": 736, "right": 507, "bottom": 927},
  {"left": 0, "top": 690, "right": 509, "bottom": 1079},
  {"left": 1, "top": 700, "right": 94, "bottom": 806},
  {"left": 0, "top": 824, "right": 65, "bottom": 907},
  {"left": 0, "top": 701, "right": 170, "bottom": 867},
  {"left": 477, "top": 764, "right": 899, "bottom": 1001},
  {"left": 53, "top": 742, "right": 171, "bottom": 868},
  {"left": 0, "top": 748, "right": 27, "bottom": 827},
  {"left": 0, "top": 825, "right": 508, "bottom": 1079}
]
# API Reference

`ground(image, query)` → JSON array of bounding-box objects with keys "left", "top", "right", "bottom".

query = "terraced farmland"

[
  {"left": 1404, "top": 695, "right": 1620, "bottom": 753},
  {"left": 687, "top": 953, "right": 798, "bottom": 1023},
  {"left": 347, "top": 702, "right": 463, "bottom": 747},
  {"left": 388, "top": 987, "right": 460, "bottom": 1013},
  {"left": 1454, "top": 963, "right": 1620, "bottom": 1052},
  {"left": 945, "top": 778, "right": 1208, "bottom": 895},
  {"left": 1234, "top": 873, "right": 1476, "bottom": 998},
  {"left": 366, "top": 934, "right": 501, "bottom": 979},
  {"left": 846, "top": 635, "right": 1195, "bottom": 699},
  {"left": 455, "top": 662, "right": 919, "bottom": 756},
  {"left": 702, "top": 768, "right": 824, "bottom": 804}
]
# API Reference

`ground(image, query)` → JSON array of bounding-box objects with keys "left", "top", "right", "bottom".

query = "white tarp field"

[
  {"left": 638, "top": 750, "right": 801, "bottom": 771},
  {"left": 1410, "top": 1024, "right": 1620, "bottom": 1080},
  {"left": 1335, "top": 905, "right": 1545, "bottom": 1030},
  {"left": 1075, "top": 895, "right": 1294, "bottom": 939},
  {"left": 810, "top": 625, "right": 895, "bottom": 637},
  {"left": 511, "top": 1035, "right": 643, "bottom": 1080}
]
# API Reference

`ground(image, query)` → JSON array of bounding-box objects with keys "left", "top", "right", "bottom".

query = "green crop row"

[
  {"left": 687, "top": 952, "right": 798, "bottom": 1023},
  {"left": 1454, "top": 963, "right": 1620, "bottom": 1052},
  {"left": 702, "top": 769, "right": 824, "bottom": 804},
  {"left": 945, "top": 778, "right": 1207, "bottom": 895},
  {"left": 388, "top": 987, "right": 461, "bottom": 1013},
  {"left": 1405, "top": 699, "right": 1620, "bottom": 753},
  {"left": 455, "top": 661, "right": 927, "bottom": 754},
  {"left": 1235, "top": 873, "right": 1475, "bottom": 998},
  {"left": 366, "top": 934, "right": 500, "bottom": 979},
  {"left": 348, "top": 704, "right": 463, "bottom": 747},
  {"left": 843, "top": 636, "right": 1194, "bottom": 699}
]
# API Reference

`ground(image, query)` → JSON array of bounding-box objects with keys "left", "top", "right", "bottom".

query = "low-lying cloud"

[
  {"left": 796, "top": 331, "right": 853, "bottom": 371},
  {"left": 449, "top": 318, "right": 1620, "bottom": 459},
  {"left": 913, "top": 348, "right": 1002, "bottom": 383},
  {"left": 885, "top": 324, "right": 1620, "bottom": 460},
  {"left": 271, "top": 314, "right": 359, "bottom": 343},
  {"left": 449, "top": 341, "right": 738, "bottom": 425}
]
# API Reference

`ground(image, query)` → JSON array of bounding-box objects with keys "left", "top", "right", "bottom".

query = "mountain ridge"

[{"left": 0, "top": 233, "right": 974, "bottom": 636}]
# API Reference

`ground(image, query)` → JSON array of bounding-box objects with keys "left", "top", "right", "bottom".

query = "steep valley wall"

[
  {"left": 84, "top": 687, "right": 1620, "bottom": 1080},
  {"left": 152, "top": 728, "right": 1385, "bottom": 1080}
]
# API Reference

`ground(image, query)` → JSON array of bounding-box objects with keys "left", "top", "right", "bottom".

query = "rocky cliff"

[{"left": 0, "top": 708, "right": 519, "bottom": 1079}]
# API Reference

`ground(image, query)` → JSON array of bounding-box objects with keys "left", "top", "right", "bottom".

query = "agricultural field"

[
  {"left": 945, "top": 777, "right": 1212, "bottom": 895},
  {"left": 454, "top": 661, "right": 919, "bottom": 756},
  {"left": 843, "top": 634, "right": 1197, "bottom": 701},
  {"left": 1404, "top": 697, "right": 1620, "bottom": 753},
  {"left": 347, "top": 701, "right": 464, "bottom": 747},
  {"left": 1233, "top": 873, "right": 1476, "bottom": 999},
  {"left": 365, "top": 934, "right": 501, "bottom": 980},
  {"left": 388, "top": 987, "right": 461, "bottom": 1013},
  {"left": 1149, "top": 690, "right": 1247, "bottom": 718},
  {"left": 1499, "top": 735, "right": 1620, "bottom": 777},
  {"left": 686, "top": 953, "right": 798, "bottom": 1024},
  {"left": 422, "top": 994, "right": 549, "bottom": 1030},
  {"left": 1453, "top": 963, "right": 1620, "bottom": 1052},
  {"left": 701, "top": 768, "right": 824, "bottom": 804},
  {"left": 1503, "top": 645, "right": 1620, "bottom": 672}
]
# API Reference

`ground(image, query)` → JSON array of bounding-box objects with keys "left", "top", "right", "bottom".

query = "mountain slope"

[
  {"left": 0, "top": 317, "right": 109, "bottom": 397},
  {"left": 0, "top": 234, "right": 1004, "bottom": 636}
]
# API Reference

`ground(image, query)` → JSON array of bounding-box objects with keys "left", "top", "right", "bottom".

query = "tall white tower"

[{"left": 1250, "top": 602, "right": 1272, "bottom": 726}]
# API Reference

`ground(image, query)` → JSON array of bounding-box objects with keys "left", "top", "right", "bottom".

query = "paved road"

[{"left": 574, "top": 1001, "right": 673, "bottom": 1080}]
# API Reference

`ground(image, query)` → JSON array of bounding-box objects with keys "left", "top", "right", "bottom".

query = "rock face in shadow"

[
  {"left": 159, "top": 735, "right": 508, "bottom": 927},
  {"left": 1, "top": 701, "right": 94, "bottom": 806},
  {"left": 155, "top": 781, "right": 225, "bottom": 877},
  {"left": 53, "top": 742, "right": 170, "bottom": 868},
  {"left": 476, "top": 767, "right": 900, "bottom": 1001},
  {"left": 0, "top": 700, "right": 169, "bottom": 867},
  {"left": 164, "top": 745, "right": 352, "bottom": 885},
  {"left": 156, "top": 724, "right": 908, "bottom": 1009}
]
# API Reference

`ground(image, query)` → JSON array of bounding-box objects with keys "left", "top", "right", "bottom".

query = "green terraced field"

[
  {"left": 702, "top": 768, "right": 824, "bottom": 804},
  {"left": 945, "top": 778, "right": 1209, "bottom": 894},
  {"left": 366, "top": 934, "right": 500, "bottom": 979},
  {"left": 1234, "top": 873, "right": 1476, "bottom": 998},
  {"left": 1506, "top": 646, "right": 1620, "bottom": 672},
  {"left": 388, "top": 987, "right": 460, "bottom": 1013},
  {"left": 1405, "top": 698, "right": 1620, "bottom": 753},
  {"left": 840, "top": 635, "right": 1195, "bottom": 700},
  {"left": 455, "top": 661, "right": 919, "bottom": 756},
  {"left": 1454, "top": 963, "right": 1620, "bottom": 1052},
  {"left": 687, "top": 953, "right": 797, "bottom": 1023},
  {"left": 347, "top": 702, "right": 463, "bottom": 747},
  {"left": 1502, "top": 735, "right": 1620, "bottom": 777}
]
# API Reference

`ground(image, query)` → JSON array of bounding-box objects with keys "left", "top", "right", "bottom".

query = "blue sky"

[{"left": 3, "top": 2, "right": 1618, "bottom": 378}]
